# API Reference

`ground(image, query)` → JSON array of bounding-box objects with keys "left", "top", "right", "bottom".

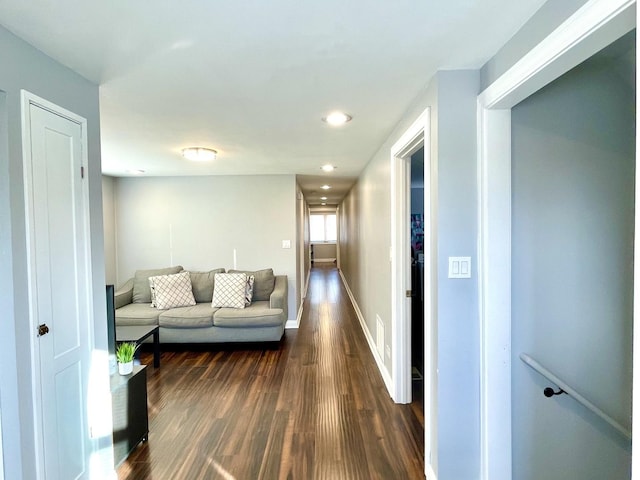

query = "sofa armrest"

[
  {"left": 114, "top": 278, "right": 134, "bottom": 309},
  {"left": 270, "top": 275, "right": 288, "bottom": 319}
]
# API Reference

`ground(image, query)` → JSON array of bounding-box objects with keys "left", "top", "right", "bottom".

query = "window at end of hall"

[{"left": 310, "top": 214, "right": 336, "bottom": 242}]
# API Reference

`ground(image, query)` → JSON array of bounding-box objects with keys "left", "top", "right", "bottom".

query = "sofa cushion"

[
  {"left": 189, "top": 268, "right": 225, "bottom": 303},
  {"left": 115, "top": 303, "right": 160, "bottom": 326},
  {"left": 133, "top": 266, "right": 183, "bottom": 304},
  {"left": 158, "top": 303, "right": 218, "bottom": 328},
  {"left": 213, "top": 301, "right": 283, "bottom": 328},
  {"left": 212, "top": 273, "right": 247, "bottom": 309},
  {"left": 229, "top": 268, "right": 275, "bottom": 301},
  {"left": 149, "top": 272, "right": 196, "bottom": 310}
]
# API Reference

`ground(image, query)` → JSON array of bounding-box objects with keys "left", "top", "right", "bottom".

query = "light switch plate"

[
  {"left": 448, "top": 256, "right": 471, "bottom": 278},
  {"left": 282, "top": 240, "right": 291, "bottom": 249}
]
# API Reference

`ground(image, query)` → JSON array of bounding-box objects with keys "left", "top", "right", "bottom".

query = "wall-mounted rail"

[{"left": 519, "top": 353, "right": 631, "bottom": 442}]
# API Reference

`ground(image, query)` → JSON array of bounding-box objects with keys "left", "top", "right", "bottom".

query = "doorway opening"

[
  {"left": 409, "top": 147, "right": 425, "bottom": 421},
  {"left": 476, "top": 2, "right": 636, "bottom": 478},
  {"left": 390, "top": 107, "right": 435, "bottom": 478}
]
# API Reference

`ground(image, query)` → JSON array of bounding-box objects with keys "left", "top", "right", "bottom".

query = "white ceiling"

[{"left": 0, "top": 0, "right": 546, "bottom": 205}]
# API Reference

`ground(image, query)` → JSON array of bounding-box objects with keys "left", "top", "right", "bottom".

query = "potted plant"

[{"left": 116, "top": 341, "right": 139, "bottom": 375}]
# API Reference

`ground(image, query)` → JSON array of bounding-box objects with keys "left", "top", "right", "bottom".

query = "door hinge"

[
  {"left": 81, "top": 166, "right": 85, "bottom": 178},
  {"left": 406, "top": 290, "right": 412, "bottom": 298}
]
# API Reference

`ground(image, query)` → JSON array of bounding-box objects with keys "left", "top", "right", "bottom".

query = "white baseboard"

[
  {"left": 285, "top": 319, "right": 299, "bottom": 329},
  {"left": 287, "top": 269, "right": 310, "bottom": 330},
  {"left": 303, "top": 269, "right": 310, "bottom": 297},
  {"left": 286, "top": 298, "right": 303, "bottom": 329},
  {"left": 338, "top": 270, "right": 393, "bottom": 396},
  {"left": 426, "top": 464, "right": 437, "bottom": 480}
]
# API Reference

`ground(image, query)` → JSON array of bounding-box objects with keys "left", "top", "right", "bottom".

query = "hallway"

[{"left": 118, "top": 265, "right": 425, "bottom": 479}]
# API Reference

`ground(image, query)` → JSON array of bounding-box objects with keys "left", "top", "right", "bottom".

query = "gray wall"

[
  {"left": 511, "top": 36, "right": 634, "bottom": 480},
  {"left": 411, "top": 188, "right": 424, "bottom": 215},
  {"left": 339, "top": 69, "right": 480, "bottom": 479},
  {"left": 411, "top": 147, "right": 425, "bottom": 215},
  {"left": 480, "top": 0, "right": 589, "bottom": 90},
  {"left": 111, "top": 175, "right": 297, "bottom": 320},
  {"left": 433, "top": 70, "right": 480, "bottom": 480},
  {"left": 0, "top": 25, "right": 109, "bottom": 479}
]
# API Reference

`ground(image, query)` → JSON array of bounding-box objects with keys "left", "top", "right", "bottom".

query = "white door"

[{"left": 23, "top": 94, "right": 92, "bottom": 479}]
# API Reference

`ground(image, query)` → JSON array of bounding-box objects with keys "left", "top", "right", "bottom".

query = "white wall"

[
  {"left": 511, "top": 34, "right": 634, "bottom": 480},
  {"left": 102, "top": 175, "right": 117, "bottom": 285},
  {"left": 113, "top": 175, "right": 297, "bottom": 320},
  {"left": 0, "top": 25, "right": 109, "bottom": 479},
  {"left": 295, "top": 184, "right": 304, "bottom": 314},
  {"left": 312, "top": 243, "right": 336, "bottom": 261}
]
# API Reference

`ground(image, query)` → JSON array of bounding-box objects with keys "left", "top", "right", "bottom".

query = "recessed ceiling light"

[
  {"left": 322, "top": 111, "right": 352, "bottom": 126},
  {"left": 321, "top": 164, "right": 336, "bottom": 172},
  {"left": 321, "top": 185, "right": 331, "bottom": 190},
  {"left": 321, "top": 203, "right": 327, "bottom": 206},
  {"left": 182, "top": 147, "right": 217, "bottom": 161},
  {"left": 126, "top": 169, "right": 145, "bottom": 175},
  {"left": 321, "top": 196, "right": 327, "bottom": 200}
]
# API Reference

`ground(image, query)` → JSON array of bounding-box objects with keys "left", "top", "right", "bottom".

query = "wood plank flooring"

[{"left": 118, "top": 265, "right": 425, "bottom": 479}]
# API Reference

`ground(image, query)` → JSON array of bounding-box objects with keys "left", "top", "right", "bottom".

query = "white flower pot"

[{"left": 118, "top": 361, "right": 133, "bottom": 375}]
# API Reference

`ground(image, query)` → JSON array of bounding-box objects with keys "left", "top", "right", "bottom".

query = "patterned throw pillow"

[
  {"left": 212, "top": 273, "right": 247, "bottom": 309},
  {"left": 133, "top": 265, "right": 183, "bottom": 304},
  {"left": 149, "top": 272, "right": 196, "bottom": 310},
  {"left": 245, "top": 275, "right": 255, "bottom": 306}
]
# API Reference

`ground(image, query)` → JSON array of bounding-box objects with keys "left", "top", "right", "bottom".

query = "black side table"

[{"left": 111, "top": 365, "right": 148, "bottom": 467}]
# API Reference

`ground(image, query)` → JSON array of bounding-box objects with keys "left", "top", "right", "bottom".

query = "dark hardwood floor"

[{"left": 118, "top": 265, "right": 425, "bottom": 479}]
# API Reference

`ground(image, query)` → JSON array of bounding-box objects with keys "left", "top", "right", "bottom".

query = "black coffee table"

[{"left": 116, "top": 325, "right": 160, "bottom": 368}]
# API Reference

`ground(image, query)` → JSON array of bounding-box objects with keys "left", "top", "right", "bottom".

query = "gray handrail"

[{"left": 519, "top": 353, "right": 631, "bottom": 441}]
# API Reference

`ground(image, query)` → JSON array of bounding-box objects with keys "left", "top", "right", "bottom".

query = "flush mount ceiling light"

[
  {"left": 321, "top": 184, "right": 331, "bottom": 190},
  {"left": 321, "top": 203, "right": 327, "bottom": 206},
  {"left": 321, "top": 196, "right": 327, "bottom": 200},
  {"left": 321, "top": 164, "right": 336, "bottom": 172},
  {"left": 322, "top": 111, "right": 352, "bottom": 126},
  {"left": 182, "top": 147, "right": 217, "bottom": 161}
]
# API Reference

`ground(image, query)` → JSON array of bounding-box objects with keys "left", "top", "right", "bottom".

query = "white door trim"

[
  {"left": 477, "top": 1, "right": 636, "bottom": 479},
  {"left": 390, "top": 108, "right": 436, "bottom": 477},
  {"left": 21, "top": 90, "right": 94, "bottom": 479},
  {"left": 391, "top": 107, "right": 430, "bottom": 403}
]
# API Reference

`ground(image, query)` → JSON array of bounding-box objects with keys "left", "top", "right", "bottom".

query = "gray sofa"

[{"left": 114, "top": 266, "right": 287, "bottom": 343}]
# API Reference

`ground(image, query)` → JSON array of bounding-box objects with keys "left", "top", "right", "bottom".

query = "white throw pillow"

[
  {"left": 149, "top": 271, "right": 196, "bottom": 310},
  {"left": 212, "top": 273, "right": 247, "bottom": 309}
]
